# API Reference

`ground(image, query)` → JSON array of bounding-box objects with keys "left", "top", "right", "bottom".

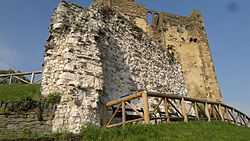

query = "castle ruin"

[{"left": 41, "top": 0, "right": 223, "bottom": 133}]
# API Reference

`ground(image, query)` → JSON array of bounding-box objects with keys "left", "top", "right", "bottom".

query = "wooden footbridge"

[{"left": 103, "top": 91, "right": 250, "bottom": 128}]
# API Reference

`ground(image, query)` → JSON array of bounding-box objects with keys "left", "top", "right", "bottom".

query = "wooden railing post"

[
  {"left": 205, "top": 102, "right": 211, "bottom": 122},
  {"left": 142, "top": 92, "right": 150, "bottom": 124},
  {"left": 194, "top": 102, "right": 199, "bottom": 120},
  {"left": 122, "top": 101, "right": 126, "bottom": 123},
  {"left": 164, "top": 98, "right": 170, "bottom": 122},
  {"left": 9, "top": 76, "right": 13, "bottom": 84},
  {"left": 103, "top": 105, "right": 108, "bottom": 127},
  {"left": 181, "top": 98, "right": 188, "bottom": 122},
  {"left": 224, "top": 107, "right": 230, "bottom": 121},
  {"left": 30, "top": 72, "right": 35, "bottom": 84}
]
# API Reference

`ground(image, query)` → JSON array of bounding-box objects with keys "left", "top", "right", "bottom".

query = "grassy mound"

[
  {"left": 81, "top": 121, "right": 250, "bottom": 141},
  {"left": 0, "top": 84, "right": 41, "bottom": 101}
]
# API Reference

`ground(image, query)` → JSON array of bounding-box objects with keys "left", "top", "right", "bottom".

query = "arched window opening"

[
  {"left": 146, "top": 12, "right": 153, "bottom": 24},
  {"left": 152, "top": 13, "right": 159, "bottom": 26}
]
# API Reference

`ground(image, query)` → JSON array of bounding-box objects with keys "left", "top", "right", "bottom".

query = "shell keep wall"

[{"left": 41, "top": 0, "right": 223, "bottom": 133}]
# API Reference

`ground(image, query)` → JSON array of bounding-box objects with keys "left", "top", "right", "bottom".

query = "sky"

[{"left": 0, "top": 0, "right": 249, "bottom": 115}]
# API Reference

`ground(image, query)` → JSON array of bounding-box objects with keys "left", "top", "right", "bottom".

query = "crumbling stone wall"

[
  {"left": 96, "top": 0, "right": 223, "bottom": 102},
  {"left": 42, "top": 1, "right": 187, "bottom": 133},
  {"left": 42, "top": 2, "right": 103, "bottom": 133},
  {"left": 0, "top": 101, "right": 56, "bottom": 136}
]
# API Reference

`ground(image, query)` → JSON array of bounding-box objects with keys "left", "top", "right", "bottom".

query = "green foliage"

[
  {"left": 46, "top": 93, "right": 61, "bottom": 104},
  {"left": 81, "top": 121, "right": 250, "bottom": 141},
  {"left": 5, "top": 96, "right": 38, "bottom": 113},
  {"left": 0, "top": 109, "right": 10, "bottom": 115},
  {"left": 0, "top": 84, "right": 41, "bottom": 101}
]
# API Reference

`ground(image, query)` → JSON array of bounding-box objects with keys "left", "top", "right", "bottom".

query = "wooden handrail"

[
  {"left": 0, "top": 71, "right": 42, "bottom": 84},
  {"left": 0, "top": 71, "right": 42, "bottom": 77},
  {"left": 104, "top": 91, "right": 250, "bottom": 128}
]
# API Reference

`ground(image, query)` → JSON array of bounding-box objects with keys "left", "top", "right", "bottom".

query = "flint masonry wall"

[
  {"left": 42, "top": 1, "right": 187, "bottom": 133},
  {"left": 96, "top": 0, "right": 223, "bottom": 102}
]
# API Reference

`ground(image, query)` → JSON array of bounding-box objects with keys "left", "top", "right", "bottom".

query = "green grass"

[
  {"left": 81, "top": 121, "right": 250, "bottom": 141},
  {"left": 0, "top": 132, "right": 73, "bottom": 139},
  {"left": 0, "top": 84, "right": 41, "bottom": 101}
]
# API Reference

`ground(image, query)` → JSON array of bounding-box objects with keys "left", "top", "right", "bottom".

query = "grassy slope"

[
  {"left": 1, "top": 121, "right": 249, "bottom": 140},
  {"left": 0, "top": 85, "right": 249, "bottom": 141},
  {"left": 0, "top": 84, "right": 41, "bottom": 101},
  {"left": 82, "top": 121, "right": 250, "bottom": 141}
]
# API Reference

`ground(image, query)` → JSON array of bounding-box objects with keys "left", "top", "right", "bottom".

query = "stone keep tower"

[
  {"left": 94, "top": 0, "right": 223, "bottom": 102},
  {"left": 41, "top": 0, "right": 223, "bottom": 133}
]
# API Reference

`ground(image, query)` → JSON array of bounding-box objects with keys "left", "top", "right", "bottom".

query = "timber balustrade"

[
  {"left": 103, "top": 91, "right": 250, "bottom": 128},
  {"left": 0, "top": 71, "right": 42, "bottom": 84}
]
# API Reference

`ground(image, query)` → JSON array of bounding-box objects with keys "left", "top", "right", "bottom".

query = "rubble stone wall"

[
  {"left": 42, "top": 1, "right": 187, "bottom": 133},
  {"left": 0, "top": 101, "right": 56, "bottom": 136}
]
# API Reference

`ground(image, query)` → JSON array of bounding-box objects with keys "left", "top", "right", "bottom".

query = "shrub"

[
  {"left": 46, "top": 93, "right": 61, "bottom": 104},
  {"left": 0, "top": 109, "right": 10, "bottom": 115}
]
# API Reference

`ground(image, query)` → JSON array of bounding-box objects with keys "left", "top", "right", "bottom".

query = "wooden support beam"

[
  {"left": 241, "top": 115, "right": 247, "bottom": 126},
  {"left": 106, "top": 117, "right": 144, "bottom": 128},
  {"left": 194, "top": 102, "right": 199, "bottom": 120},
  {"left": 236, "top": 112, "right": 240, "bottom": 123},
  {"left": 107, "top": 104, "right": 122, "bottom": 126},
  {"left": 218, "top": 104, "right": 224, "bottom": 121},
  {"left": 239, "top": 113, "right": 243, "bottom": 125},
  {"left": 164, "top": 98, "right": 170, "bottom": 122},
  {"left": 150, "top": 98, "right": 163, "bottom": 116},
  {"left": 228, "top": 109, "right": 236, "bottom": 123},
  {"left": 125, "top": 102, "right": 143, "bottom": 118},
  {"left": 103, "top": 106, "right": 108, "bottom": 126},
  {"left": 34, "top": 79, "right": 42, "bottom": 84},
  {"left": 167, "top": 99, "right": 183, "bottom": 117},
  {"left": 122, "top": 101, "right": 126, "bottom": 123},
  {"left": 180, "top": 98, "right": 188, "bottom": 122},
  {"left": 186, "top": 103, "right": 193, "bottom": 115},
  {"left": 213, "top": 104, "right": 221, "bottom": 117},
  {"left": 0, "top": 77, "right": 8, "bottom": 83},
  {"left": 205, "top": 102, "right": 211, "bottom": 122},
  {"left": 212, "top": 104, "right": 217, "bottom": 120},
  {"left": 13, "top": 76, "right": 30, "bottom": 84},
  {"left": 142, "top": 92, "right": 150, "bottom": 124},
  {"left": 231, "top": 108, "right": 237, "bottom": 123}
]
